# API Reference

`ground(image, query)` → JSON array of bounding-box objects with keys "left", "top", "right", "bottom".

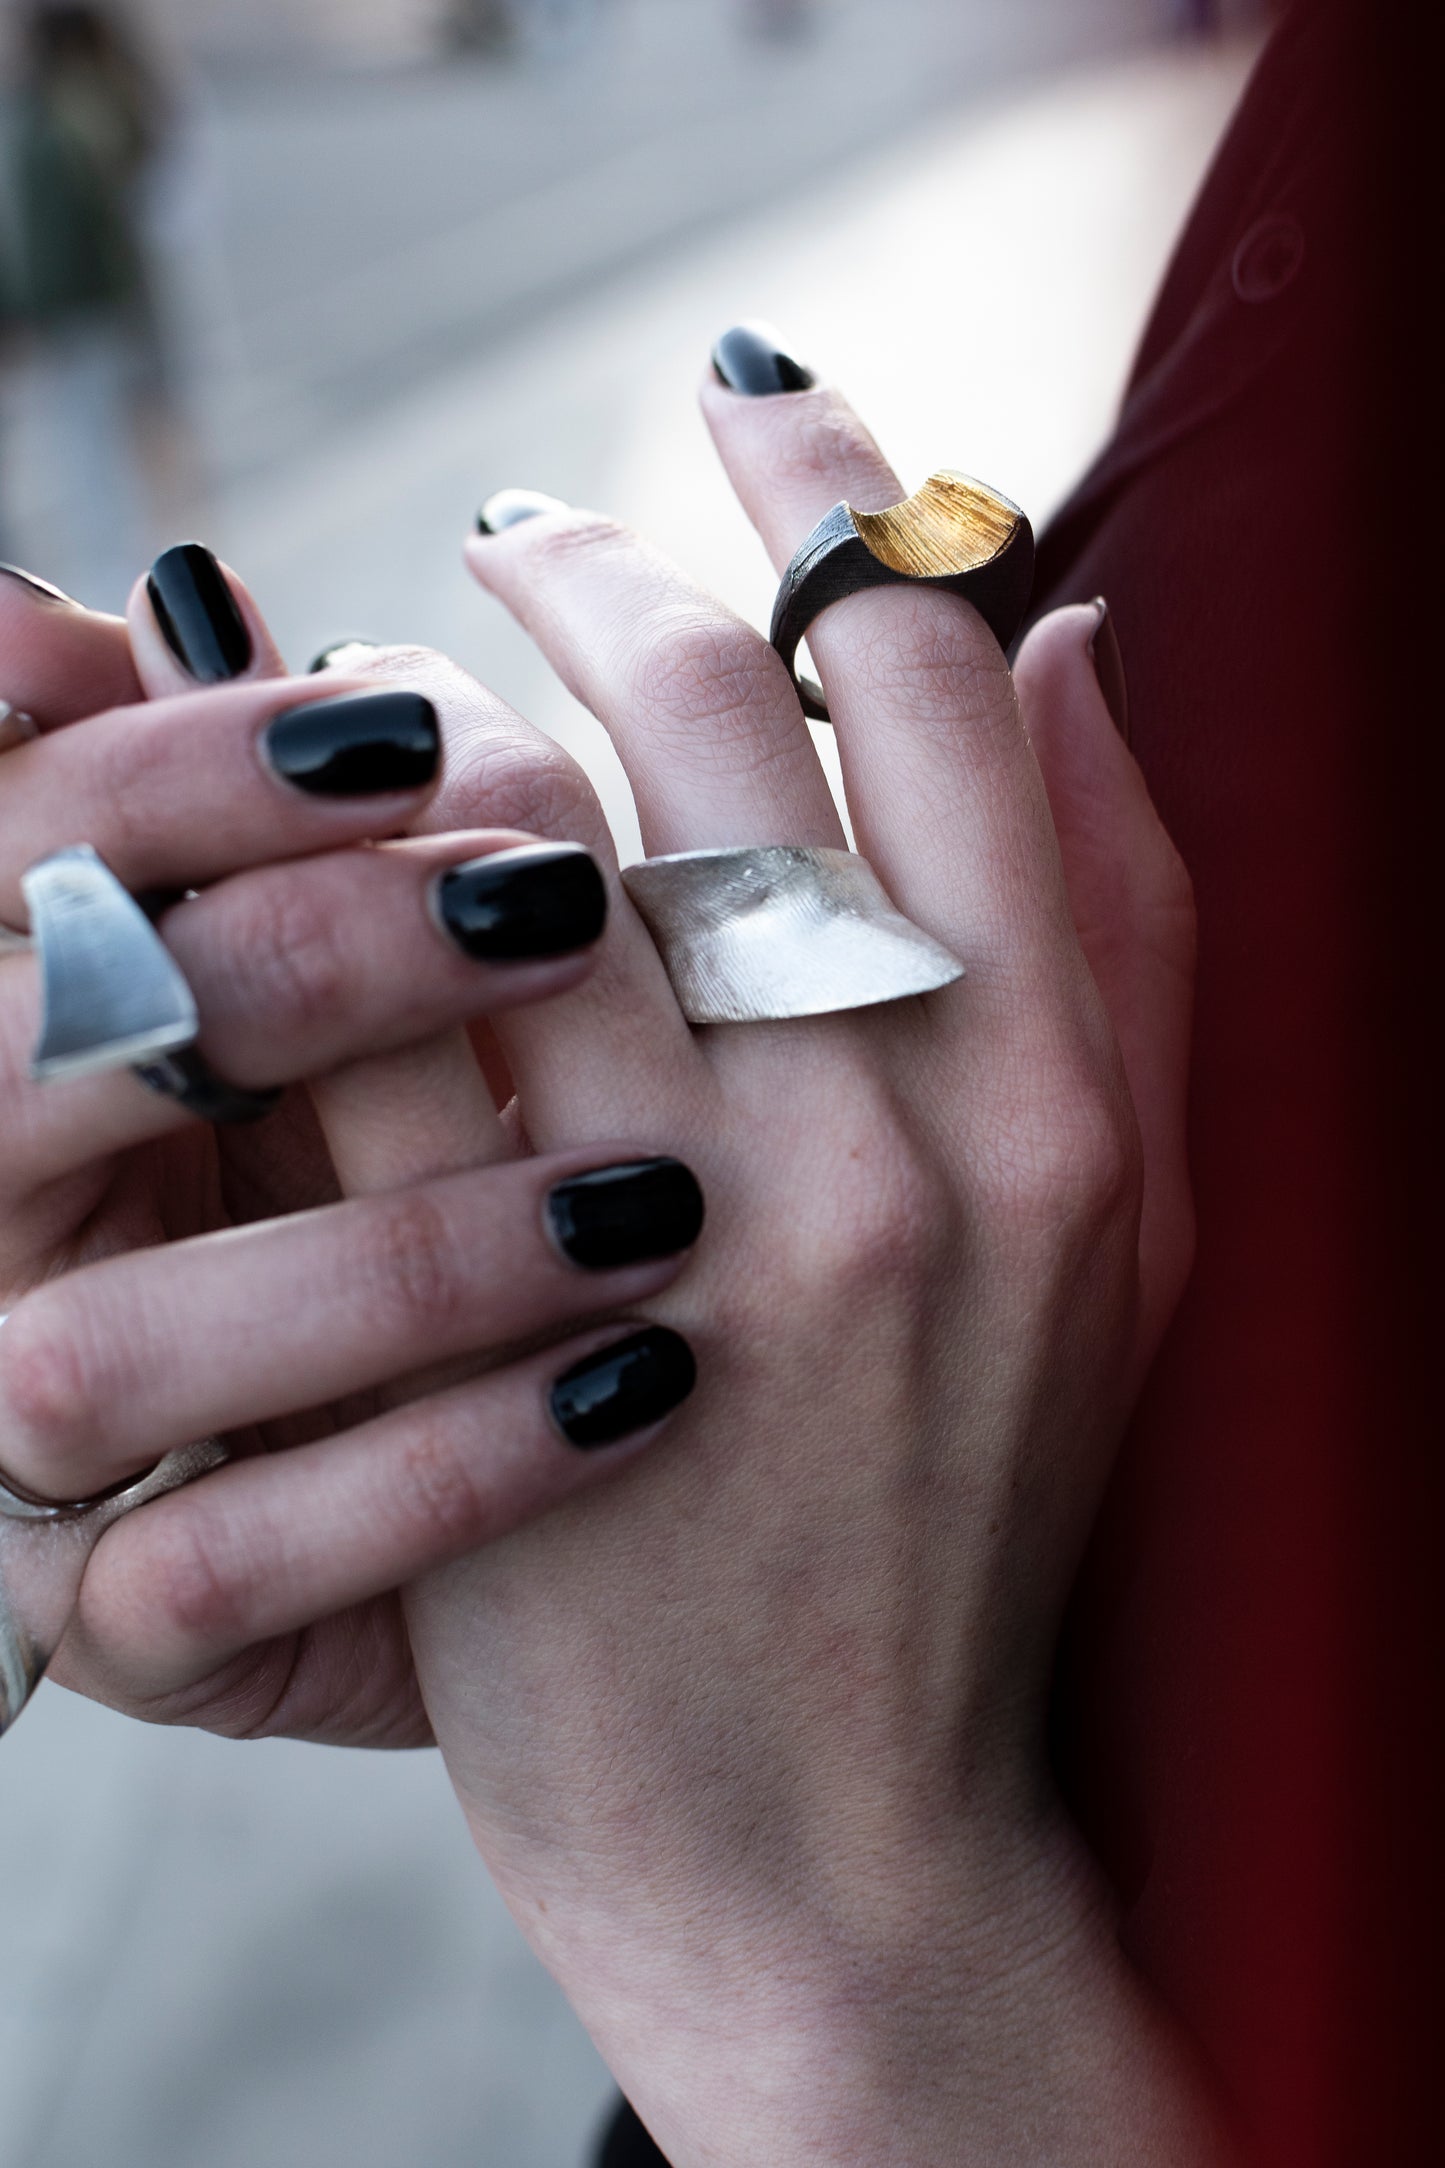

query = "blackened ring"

[
  {"left": 769, "top": 469, "right": 1035, "bottom": 723},
  {"left": 133, "top": 1048, "right": 283, "bottom": 1125}
]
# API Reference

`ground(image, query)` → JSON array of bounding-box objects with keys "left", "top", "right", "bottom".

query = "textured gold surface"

[{"left": 852, "top": 469, "right": 1019, "bottom": 579}]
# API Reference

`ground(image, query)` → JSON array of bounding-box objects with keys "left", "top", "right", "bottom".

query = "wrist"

[{"left": 501, "top": 1801, "right": 1231, "bottom": 2167}]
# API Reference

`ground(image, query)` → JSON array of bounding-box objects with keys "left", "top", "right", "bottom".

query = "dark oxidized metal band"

[{"left": 769, "top": 470, "right": 1035, "bottom": 723}]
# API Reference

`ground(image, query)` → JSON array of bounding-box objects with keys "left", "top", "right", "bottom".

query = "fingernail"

[
  {"left": 550, "top": 1327, "right": 697, "bottom": 1450},
  {"left": 264, "top": 688, "right": 440, "bottom": 797},
  {"left": 147, "top": 543, "right": 253, "bottom": 683},
  {"left": 711, "top": 321, "right": 815, "bottom": 395},
  {"left": 477, "top": 489, "right": 569, "bottom": 535},
  {"left": 546, "top": 1158, "right": 705, "bottom": 1272},
  {"left": 0, "top": 562, "right": 76, "bottom": 605},
  {"left": 434, "top": 842, "right": 607, "bottom": 961},
  {"left": 308, "top": 638, "right": 378, "bottom": 673},
  {"left": 1087, "top": 599, "right": 1130, "bottom": 744}
]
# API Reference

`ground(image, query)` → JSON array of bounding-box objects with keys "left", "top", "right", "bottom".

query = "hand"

[
  {"left": 0, "top": 561, "right": 704, "bottom": 1747},
  {"left": 378, "top": 361, "right": 1215, "bottom": 2161}
]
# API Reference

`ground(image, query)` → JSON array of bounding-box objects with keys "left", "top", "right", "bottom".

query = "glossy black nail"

[
  {"left": 547, "top": 1159, "right": 705, "bottom": 1272},
  {"left": 147, "top": 543, "right": 253, "bottom": 683},
  {"left": 308, "top": 638, "right": 379, "bottom": 673},
  {"left": 1088, "top": 598, "right": 1130, "bottom": 744},
  {"left": 264, "top": 689, "right": 440, "bottom": 797},
  {"left": 477, "top": 489, "right": 569, "bottom": 534},
  {"left": 550, "top": 1328, "right": 697, "bottom": 1450},
  {"left": 434, "top": 843, "right": 607, "bottom": 961},
  {"left": 0, "top": 562, "right": 76, "bottom": 605},
  {"left": 711, "top": 321, "right": 815, "bottom": 396}
]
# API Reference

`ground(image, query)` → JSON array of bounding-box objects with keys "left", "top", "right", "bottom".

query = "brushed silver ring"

[
  {"left": 20, "top": 844, "right": 278, "bottom": 1121},
  {"left": 621, "top": 846, "right": 964, "bottom": 1025}
]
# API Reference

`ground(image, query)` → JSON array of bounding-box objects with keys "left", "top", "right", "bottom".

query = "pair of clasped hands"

[{"left": 0, "top": 333, "right": 1218, "bottom": 2161}]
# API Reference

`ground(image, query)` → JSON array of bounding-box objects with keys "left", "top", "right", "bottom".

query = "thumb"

[{"left": 1014, "top": 601, "right": 1196, "bottom": 1380}]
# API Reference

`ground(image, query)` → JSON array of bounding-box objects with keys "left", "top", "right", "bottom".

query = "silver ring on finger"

[
  {"left": 622, "top": 846, "right": 963, "bottom": 1025},
  {"left": 0, "top": 701, "right": 40, "bottom": 756},
  {"left": 769, "top": 468, "right": 1034, "bottom": 723},
  {"left": 20, "top": 845, "right": 281, "bottom": 1123},
  {"left": 0, "top": 1320, "right": 228, "bottom": 1739}
]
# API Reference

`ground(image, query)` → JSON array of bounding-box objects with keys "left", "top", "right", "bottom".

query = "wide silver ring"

[
  {"left": 20, "top": 845, "right": 279, "bottom": 1121},
  {"left": 621, "top": 846, "right": 964, "bottom": 1025}
]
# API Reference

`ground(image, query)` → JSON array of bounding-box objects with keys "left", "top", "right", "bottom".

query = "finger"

[
  {"left": 701, "top": 340, "right": 1070, "bottom": 970},
  {"left": 127, "top": 543, "right": 288, "bottom": 694},
  {"left": 1013, "top": 603, "right": 1196, "bottom": 1376},
  {"left": 0, "top": 1147, "right": 705, "bottom": 1501},
  {"left": 0, "top": 834, "right": 608, "bottom": 1204},
  {"left": 309, "top": 1032, "right": 508, "bottom": 1198},
  {"left": 0, "top": 565, "right": 141, "bottom": 730},
  {"left": 293, "top": 639, "right": 702, "bottom": 1144},
  {"left": 65, "top": 1319, "right": 699, "bottom": 1701},
  {"left": 0, "top": 676, "right": 441, "bottom": 919},
  {"left": 465, "top": 500, "right": 842, "bottom": 854}
]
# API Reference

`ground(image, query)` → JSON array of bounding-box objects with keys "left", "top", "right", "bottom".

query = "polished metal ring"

[
  {"left": 769, "top": 468, "right": 1034, "bottom": 722},
  {"left": 0, "top": 701, "right": 40, "bottom": 755},
  {"left": 0, "top": 1311, "right": 229, "bottom": 1737},
  {"left": 21, "top": 844, "right": 279, "bottom": 1121},
  {"left": 622, "top": 845, "right": 963, "bottom": 1025}
]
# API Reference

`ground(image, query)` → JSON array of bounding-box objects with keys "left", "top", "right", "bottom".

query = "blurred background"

[{"left": 0, "top": 3, "right": 1263, "bottom": 2163}]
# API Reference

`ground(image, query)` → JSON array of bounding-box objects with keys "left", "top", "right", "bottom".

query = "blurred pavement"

[{"left": 0, "top": 28, "right": 1258, "bottom": 2168}]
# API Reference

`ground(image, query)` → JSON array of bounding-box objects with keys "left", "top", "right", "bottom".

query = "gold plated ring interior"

[
  {"left": 851, "top": 469, "right": 1023, "bottom": 579},
  {"left": 622, "top": 846, "right": 964, "bottom": 1025}
]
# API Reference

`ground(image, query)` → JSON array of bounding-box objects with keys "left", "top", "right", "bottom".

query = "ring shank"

[{"left": 769, "top": 497, "right": 1035, "bottom": 723}]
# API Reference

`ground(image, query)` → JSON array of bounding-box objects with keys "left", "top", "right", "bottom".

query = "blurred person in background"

[
  {"left": 743, "top": 0, "right": 818, "bottom": 42},
  {"left": 0, "top": 2, "right": 184, "bottom": 601},
  {"left": 443, "top": 0, "right": 520, "bottom": 58}
]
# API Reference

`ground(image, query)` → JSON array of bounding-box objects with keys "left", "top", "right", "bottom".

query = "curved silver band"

[
  {"left": 621, "top": 846, "right": 964, "bottom": 1025},
  {"left": 20, "top": 844, "right": 277, "bottom": 1120},
  {"left": 0, "top": 1312, "right": 229, "bottom": 1737}
]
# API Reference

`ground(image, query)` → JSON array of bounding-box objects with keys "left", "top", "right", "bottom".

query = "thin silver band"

[{"left": 0, "top": 1311, "right": 228, "bottom": 1736}]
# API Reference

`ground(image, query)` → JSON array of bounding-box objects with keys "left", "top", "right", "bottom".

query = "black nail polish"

[
  {"left": 550, "top": 1328, "right": 697, "bottom": 1450},
  {"left": 0, "top": 562, "right": 76, "bottom": 605},
  {"left": 147, "top": 543, "right": 252, "bottom": 683},
  {"left": 264, "top": 689, "right": 439, "bottom": 797},
  {"left": 546, "top": 1159, "right": 705, "bottom": 1271},
  {"left": 1087, "top": 598, "right": 1130, "bottom": 744},
  {"left": 434, "top": 843, "right": 607, "bottom": 961},
  {"left": 711, "top": 321, "right": 815, "bottom": 396},
  {"left": 477, "top": 489, "right": 569, "bottom": 535},
  {"left": 308, "top": 638, "right": 379, "bottom": 673}
]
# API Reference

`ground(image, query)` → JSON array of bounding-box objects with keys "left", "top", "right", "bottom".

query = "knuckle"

[
  {"left": 624, "top": 620, "right": 803, "bottom": 783},
  {"left": 348, "top": 1191, "right": 475, "bottom": 1338},
  {"left": 447, "top": 729, "right": 603, "bottom": 847},
  {"left": 767, "top": 402, "right": 895, "bottom": 505},
  {"left": 147, "top": 1507, "right": 251, "bottom": 1648},
  {"left": 392, "top": 1410, "right": 498, "bottom": 1556},
  {"left": 987, "top": 1076, "right": 1140, "bottom": 1250},
  {"left": 627, "top": 618, "right": 782, "bottom": 735},
  {"left": 755, "top": 1124, "right": 961, "bottom": 1319},
  {"left": 230, "top": 874, "right": 351, "bottom": 1040},
  {"left": 846, "top": 593, "right": 1018, "bottom": 739},
  {"left": 522, "top": 511, "right": 630, "bottom": 577},
  {"left": 94, "top": 708, "right": 180, "bottom": 863},
  {"left": 0, "top": 1296, "right": 103, "bottom": 1471}
]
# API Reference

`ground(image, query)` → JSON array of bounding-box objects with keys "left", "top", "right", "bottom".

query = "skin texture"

[{"left": 0, "top": 363, "right": 1222, "bottom": 2160}]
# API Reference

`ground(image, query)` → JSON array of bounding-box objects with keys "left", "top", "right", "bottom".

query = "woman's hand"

[
  {"left": 371, "top": 353, "right": 1213, "bottom": 2161},
  {"left": 0, "top": 564, "right": 705, "bottom": 1746}
]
